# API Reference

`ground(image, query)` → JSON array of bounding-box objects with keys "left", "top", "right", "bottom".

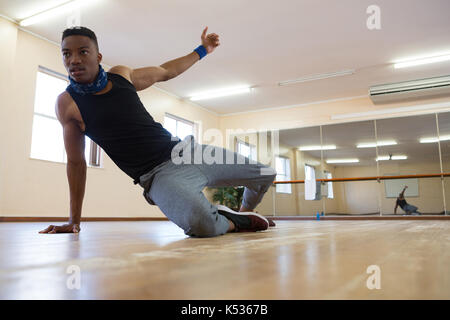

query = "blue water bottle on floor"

[{"left": 316, "top": 212, "right": 320, "bottom": 220}]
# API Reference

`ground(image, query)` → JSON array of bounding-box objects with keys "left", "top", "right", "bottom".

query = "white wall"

[
  {"left": 2, "top": 16, "right": 450, "bottom": 218},
  {"left": 0, "top": 17, "right": 219, "bottom": 218}
]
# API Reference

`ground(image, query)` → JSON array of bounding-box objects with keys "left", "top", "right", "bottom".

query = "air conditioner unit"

[{"left": 369, "top": 75, "right": 450, "bottom": 104}]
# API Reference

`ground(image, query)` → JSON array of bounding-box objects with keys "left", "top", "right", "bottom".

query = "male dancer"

[
  {"left": 39, "top": 26, "right": 276, "bottom": 237},
  {"left": 394, "top": 186, "right": 421, "bottom": 215}
]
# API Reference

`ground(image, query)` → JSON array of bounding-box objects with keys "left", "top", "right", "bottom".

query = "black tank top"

[
  {"left": 396, "top": 198, "right": 407, "bottom": 209},
  {"left": 66, "top": 72, "right": 180, "bottom": 185}
]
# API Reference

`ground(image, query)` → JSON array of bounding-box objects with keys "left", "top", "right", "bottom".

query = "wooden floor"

[{"left": 1, "top": 220, "right": 449, "bottom": 299}]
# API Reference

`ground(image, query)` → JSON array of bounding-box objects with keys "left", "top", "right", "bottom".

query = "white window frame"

[
  {"left": 305, "top": 164, "right": 316, "bottom": 200},
  {"left": 164, "top": 113, "right": 197, "bottom": 140},
  {"left": 325, "top": 171, "right": 334, "bottom": 199},
  {"left": 275, "top": 156, "right": 292, "bottom": 194},
  {"left": 235, "top": 139, "right": 257, "bottom": 161},
  {"left": 30, "top": 66, "right": 102, "bottom": 167}
]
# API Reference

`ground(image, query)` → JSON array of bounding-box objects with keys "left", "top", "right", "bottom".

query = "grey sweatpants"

[
  {"left": 138, "top": 136, "right": 277, "bottom": 238},
  {"left": 403, "top": 204, "right": 420, "bottom": 214}
]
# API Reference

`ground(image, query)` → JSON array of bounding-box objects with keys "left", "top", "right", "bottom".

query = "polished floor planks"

[{"left": 0, "top": 220, "right": 449, "bottom": 299}]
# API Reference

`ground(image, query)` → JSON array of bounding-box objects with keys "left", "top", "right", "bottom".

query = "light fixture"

[
  {"left": 420, "top": 135, "right": 450, "bottom": 143},
  {"left": 278, "top": 69, "right": 355, "bottom": 86},
  {"left": 306, "top": 161, "right": 322, "bottom": 166},
  {"left": 376, "top": 155, "right": 408, "bottom": 161},
  {"left": 357, "top": 140, "right": 397, "bottom": 148},
  {"left": 394, "top": 54, "right": 450, "bottom": 69},
  {"left": 19, "top": 0, "right": 96, "bottom": 27},
  {"left": 326, "top": 159, "right": 359, "bottom": 164},
  {"left": 298, "top": 145, "right": 336, "bottom": 151},
  {"left": 189, "top": 86, "right": 251, "bottom": 101}
]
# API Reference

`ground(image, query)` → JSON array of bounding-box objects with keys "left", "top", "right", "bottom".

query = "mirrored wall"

[{"left": 251, "top": 111, "right": 450, "bottom": 216}]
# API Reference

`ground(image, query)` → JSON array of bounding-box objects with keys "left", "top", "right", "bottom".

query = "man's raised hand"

[{"left": 201, "top": 26, "right": 220, "bottom": 54}]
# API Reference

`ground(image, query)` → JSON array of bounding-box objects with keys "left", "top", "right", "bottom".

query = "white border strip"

[
  {"left": 164, "top": 112, "right": 194, "bottom": 126},
  {"left": 19, "top": 26, "right": 60, "bottom": 46},
  {"left": 331, "top": 101, "right": 450, "bottom": 120},
  {"left": 0, "top": 13, "right": 17, "bottom": 23},
  {"left": 221, "top": 95, "right": 369, "bottom": 117},
  {"left": 38, "top": 65, "right": 67, "bottom": 81}
]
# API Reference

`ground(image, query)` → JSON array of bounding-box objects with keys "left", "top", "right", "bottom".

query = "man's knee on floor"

[{"left": 184, "top": 213, "right": 224, "bottom": 238}]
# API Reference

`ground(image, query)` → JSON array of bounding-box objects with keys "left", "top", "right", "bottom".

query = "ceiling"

[{"left": 1, "top": 0, "right": 450, "bottom": 115}]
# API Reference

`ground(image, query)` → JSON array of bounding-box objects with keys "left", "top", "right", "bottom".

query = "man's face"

[{"left": 62, "top": 35, "right": 102, "bottom": 83}]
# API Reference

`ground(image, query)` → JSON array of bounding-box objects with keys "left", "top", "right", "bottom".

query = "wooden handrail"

[{"left": 274, "top": 173, "right": 450, "bottom": 184}]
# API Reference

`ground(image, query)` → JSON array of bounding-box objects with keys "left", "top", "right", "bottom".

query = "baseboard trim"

[
  {"left": 270, "top": 215, "right": 450, "bottom": 220},
  {"left": 1, "top": 215, "right": 449, "bottom": 222},
  {"left": 0, "top": 217, "right": 169, "bottom": 222}
]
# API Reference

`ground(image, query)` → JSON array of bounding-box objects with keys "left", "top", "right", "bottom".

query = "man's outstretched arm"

[
  {"left": 399, "top": 186, "right": 408, "bottom": 197},
  {"left": 132, "top": 52, "right": 200, "bottom": 91},
  {"left": 40, "top": 94, "right": 85, "bottom": 234},
  {"left": 109, "top": 26, "right": 220, "bottom": 91}
]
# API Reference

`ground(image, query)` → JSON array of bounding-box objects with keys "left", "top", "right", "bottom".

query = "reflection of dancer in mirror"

[{"left": 394, "top": 186, "right": 421, "bottom": 215}]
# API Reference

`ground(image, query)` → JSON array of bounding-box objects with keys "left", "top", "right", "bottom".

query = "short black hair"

[{"left": 62, "top": 26, "right": 99, "bottom": 51}]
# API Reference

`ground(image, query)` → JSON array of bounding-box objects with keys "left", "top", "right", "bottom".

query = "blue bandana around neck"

[{"left": 68, "top": 64, "right": 108, "bottom": 96}]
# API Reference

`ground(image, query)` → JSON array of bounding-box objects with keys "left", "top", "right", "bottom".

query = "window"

[
  {"left": 275, "top": 156, "right": 291, "bottom": 194},
  {"left": 164, "top": 113, "right": 196, "bottom": 140},
  {"left": 236, "top": 139, "right": 257, "bottom": 161},
  {"left": 30, "top": 67, "right": 101, "bottom": 167},
  {"left": 325, "top": 171, "right": 334, "bottom": 199},
  {"left": 304, "top": 165, "right": 316, "bottom": 200}
]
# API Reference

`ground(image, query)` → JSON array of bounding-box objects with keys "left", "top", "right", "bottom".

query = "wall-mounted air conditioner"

[{"left": 369, "top": 75, "right": 450, "bottom": 104}]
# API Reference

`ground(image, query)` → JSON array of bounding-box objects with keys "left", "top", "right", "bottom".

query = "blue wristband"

[{"left": 194, "top": 45, "right": 207, "bottom": 60}]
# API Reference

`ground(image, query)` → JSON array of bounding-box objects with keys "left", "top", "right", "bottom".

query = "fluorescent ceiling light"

[
  {"left": 376, "top": 155, "right": 408, "bottom": 161},
  {"left": 394, "top": 54, "right": 450, "bottom": 69},
  {"left": 420, "top": 135, "right": 450, "bottom": 143},
  {"left": 278, "top": 69, "right": 355, "bottom": 86},
  {"left": 189, "top": 86, "right": 251, "bottom": 101},
  {"left": 357, "top": 140, "right": 397, "bottom": 148},
  {"left": 326, "top": 159, "right": 359, "bottom": 164},
  {"left": 19, "top": 0, "right": 95, "bottom": 27},
  {"left": 299, "top": 145, "right": 336, "bottom": 151},
  {"left": 306, "top": 161, "right": 322, "bottom": 166}
]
